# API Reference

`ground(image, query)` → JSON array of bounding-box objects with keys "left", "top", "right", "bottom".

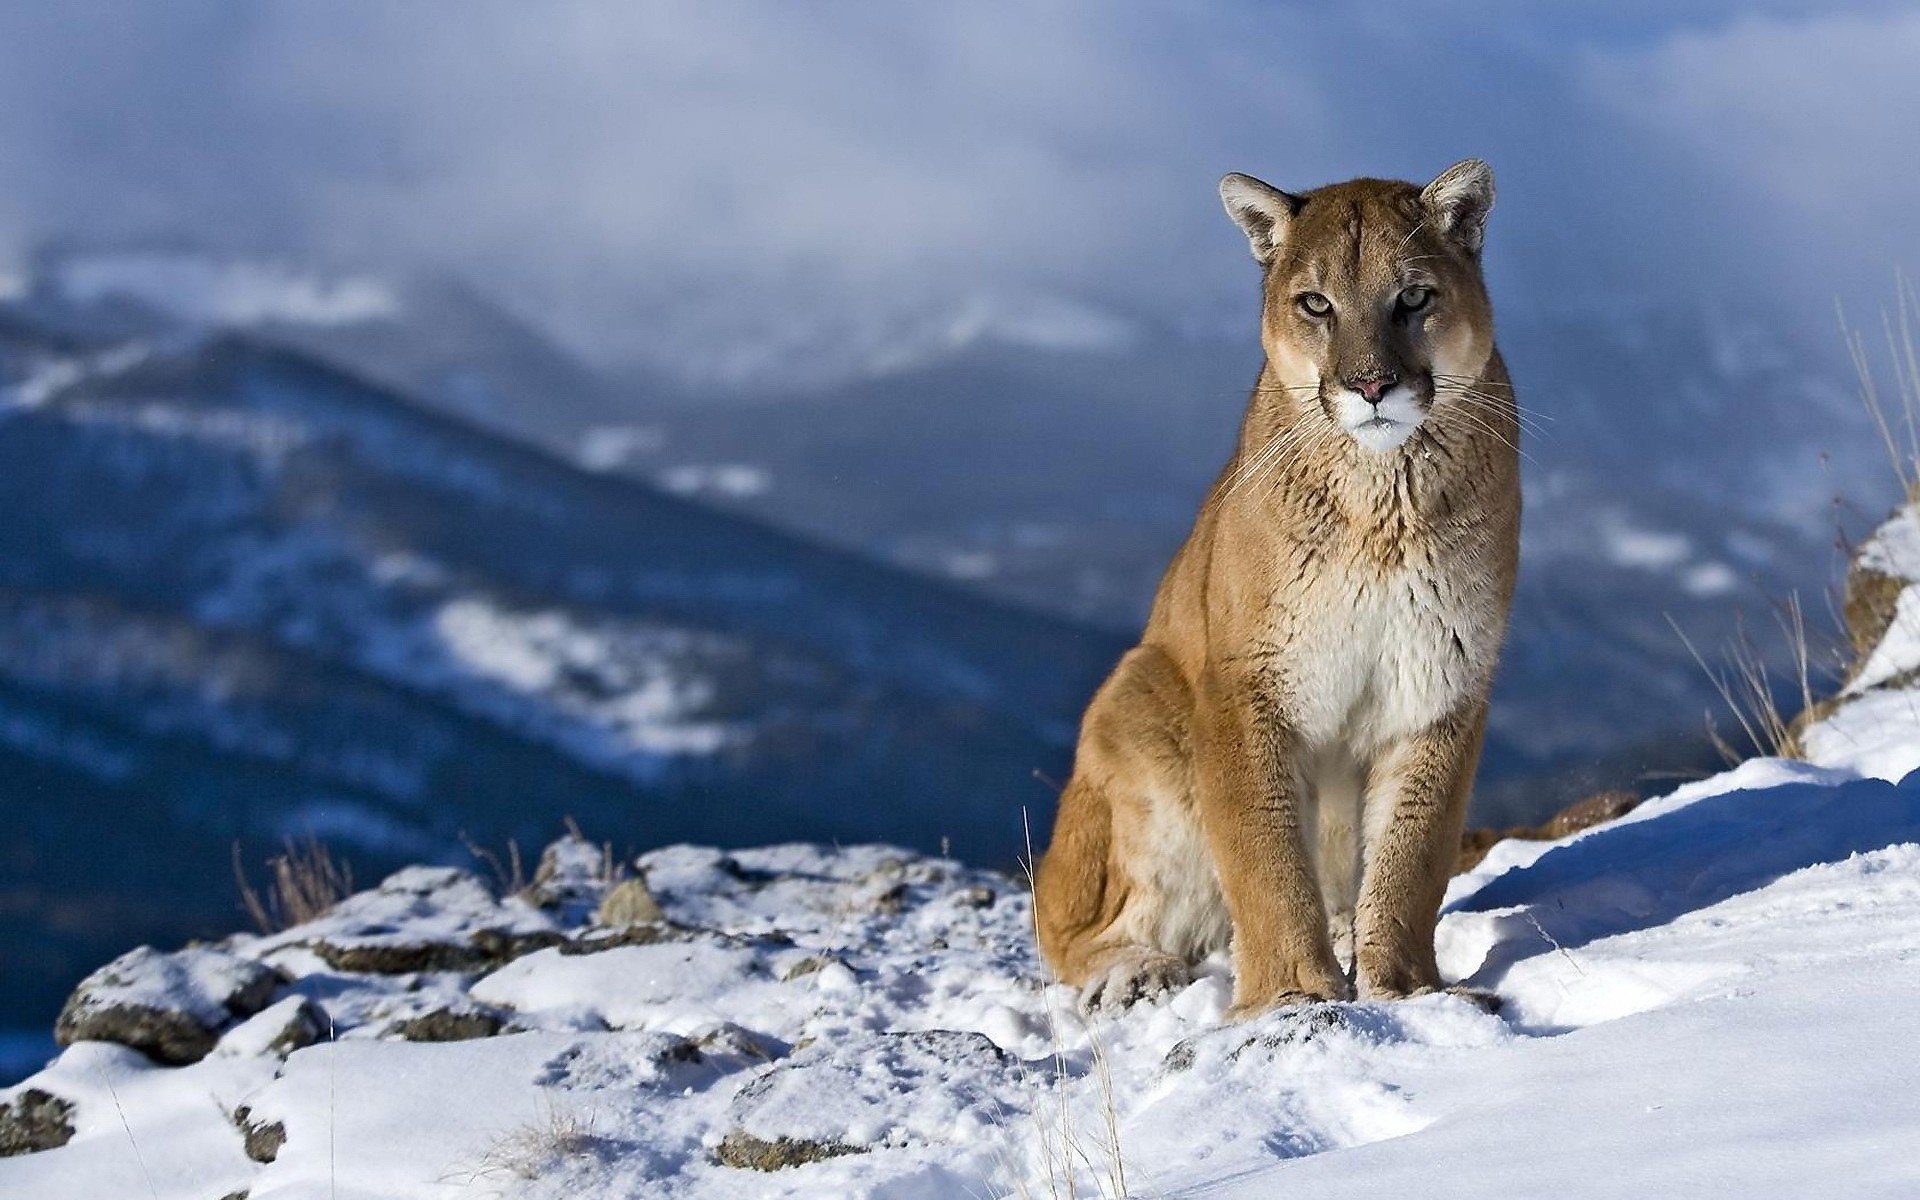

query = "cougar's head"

[{"left": 1220, "top": 159, "right": 1498, "bottom": 453}]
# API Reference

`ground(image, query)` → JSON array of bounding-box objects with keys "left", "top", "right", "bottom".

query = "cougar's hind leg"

[{"left": 1035, "top": 646, "right": 1219, "bottom": 1010}]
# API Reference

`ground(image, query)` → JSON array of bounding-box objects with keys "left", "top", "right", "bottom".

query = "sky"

[{"left": 0, "top": 1, "right": 1914, "bottom": 383}]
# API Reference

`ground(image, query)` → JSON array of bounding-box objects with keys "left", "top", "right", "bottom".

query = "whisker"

[
  {"left": 1222, "top": 423, "right": 1313, "bottom": 499},
  {"left": 1436, "top": 402, "right": 1537, "bottom": 466},
  {"left": 1217, "top": 421, "right": 1302, "bottom": 498},
  {"left": 1445, "top": 391, "right": 1551, "bottom": 443}
]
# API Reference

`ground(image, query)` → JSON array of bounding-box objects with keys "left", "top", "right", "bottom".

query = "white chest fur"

[{"left": 1277, "top": 558, "right": 1490, "bottom": 755}]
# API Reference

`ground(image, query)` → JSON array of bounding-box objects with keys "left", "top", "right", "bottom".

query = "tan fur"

[{"left": 1034, "top": 161, "right": 1521, "bottom": 1016}]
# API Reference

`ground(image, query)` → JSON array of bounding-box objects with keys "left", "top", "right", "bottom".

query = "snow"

[
  {"left": 12, "top": 519, "right": 1920, "bottom": 1198},
  {"left": 657, "top": 464, "right": 772, "bottom": 500},
  {"left": 55, "top": 253, "right": 400, "bottom": 327},
  {"left": 1600, "top": 511, "right": 1692, "bottom": 570},
  {"left": 576, "top": 425, "right": 665, "bottom": 472}
]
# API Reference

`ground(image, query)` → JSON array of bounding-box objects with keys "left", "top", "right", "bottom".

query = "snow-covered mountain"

[
  {"left": 6, "top": 500, "right": 1920, "bottom": 1198},
  {"left": 0, "top": 248, "right": 1874, "bottom": 1054},
  {"left": 0, "top": 305, "right": 1125, "bottom": 1047}
]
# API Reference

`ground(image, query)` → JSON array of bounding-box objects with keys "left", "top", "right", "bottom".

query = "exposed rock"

[
  {"left": 309, "top": 938, "right": 496, "bottom": 975},
  {"left": 525, "top": 834, "right": 612, "bottom": 922},
  {"left": 56, "top": 946, "right": 281, "bottom": 1065},
  {"left": 695, "top": 1023, "right": 783, "bottom": 1067},
  {"left": 1846, "top": 553, "right": 1910, "bottom": 660},
  {"left": 558, "top": 920, "right": 709, "bottom": 956},
  {"left": 216, "top": 995, "right": 327, "bottom": 1059},
  {"left": 468, "top": 928, "right": 570, "bottom": 963},
  {"left": 390, "top": 1008, "right": 505, "bottom": 1042},
  {"left": 1162, "top": 1005, "right": 1354, "bottom": 1073},
  {"left": 233, "top": 1105, "right": 286, "bottom": 1163},
  {"left": 953, "top": 884, "right": 996, "bottom": 909},
  {"left": 779, "top": 954, "right": 847, "bottom": 982},
  {"left": 864, "top": 882, "right": 909, "bottom": 915},
  {"left": 1457, "top": 789, "right": 1643, "bottom": 873},
  {"left": 726, "top": 1029, "right": 1015, "bottom": 1161},
  {"left": 0, "top": 1089, "right": 75, "bottom": 1157},
  {"left": 715, "top": 1129, "right": 862, "bottom": 1171},
  {"left": 594, "top": 878, "right": 664, "bottom": 927}
]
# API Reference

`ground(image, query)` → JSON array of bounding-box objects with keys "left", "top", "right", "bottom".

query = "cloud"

[{"left": 0, "top": 2, "right": 1910, "bottom": 379}]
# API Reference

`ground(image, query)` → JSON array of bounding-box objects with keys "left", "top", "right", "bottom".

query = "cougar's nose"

[{"left": 1347, "top": 371, "right": 1400, "bottom": 403}]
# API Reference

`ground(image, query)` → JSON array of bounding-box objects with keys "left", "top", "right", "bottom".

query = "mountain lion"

[{"left": 1034, "top": 160, "right": 1520, "bottom": 1016}]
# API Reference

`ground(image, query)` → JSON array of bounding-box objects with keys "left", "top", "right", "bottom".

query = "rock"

[
  {"left": 216, "top": 996, "right": 327, "bottom": 1059},
  {"left": 714, "top": 1129, "right": 861, "bottom": 1171},
  {"left": 953, "top": 885, "right": 996, "bottom": 909},
  {"left": 695, "top": 1023, "right": 784, "bottom": 1068},
  {"left": 309, "top": 939, "right": 495, "bottom": 975},
  {"left": 1163, "top": 1004, "right": 1359, "bottom": 1074},
  {"left": 468, "top": 928, "right": 570, "bottom": 962},
  {"left": 233, "top": 1105, "right": 286, "bottom": 1163},
  {"left": 556, "top": 918, "right": 739, "bottom": 956},
  {"left": 594, "top": 878, "right": 664, "bottom": 927},
  {"left": 865, "top": 882, "right": 909, "bottom": 915},
  {"left": 1457, "top": 789, "right": 1644, "bottom": 873},
  {"left": 1846, "top": 557, "right": 1909, "bottom": 659},
  {"left": 779, "top": 954, "right": 847, "bottom": 982},
  {"left": 0, "top": 1088, "right": 75, "bottom": 1157},
  {"left": 56, "top": 946, "right": 282, "bottom": 1065},
  {"left": 525, "top": 834, "right": 611, "bottom": 922},
  {"left": 725, "top": 1030, "right": 1015, "bottom": 1162},
  {"left": 537, "top": 1031, "right": 709, "bottom": 1092},
  {"left": 301, "top": 864, "right": 567, "bottom": 974},
  {"left": 390, "top": 1008, "right": 505, "bottom": 1042}
]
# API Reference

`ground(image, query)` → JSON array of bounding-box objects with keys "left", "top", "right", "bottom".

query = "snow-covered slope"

[
  {"left": 0, "top": 314, "right": 1121, "bottom": 1045},
  {"left": 8, "top": 507, "right": 1920, "bottom": 1197}
]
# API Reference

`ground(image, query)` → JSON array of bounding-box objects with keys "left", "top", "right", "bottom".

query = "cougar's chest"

[{"left": 1276, "top": 551, "right": 1490, "bottom": 752}]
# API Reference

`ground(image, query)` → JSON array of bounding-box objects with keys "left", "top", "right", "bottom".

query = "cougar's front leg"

[
  {"left": 1192, "top": 668, "right": 1349, "bottom": 1017},
  {"left": 1354, "top": 705, "right": 1486, "bottom": 999}
]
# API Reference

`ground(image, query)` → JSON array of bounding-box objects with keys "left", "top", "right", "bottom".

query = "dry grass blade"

[
  {"left": 234, "top": 837, "right": 353, "bottom": 933},
  {"left": 1669, "top": 594, "right": 1823, "bottom": 766},
  {"left": 462, "top": 833, "right": 527, "bottom": 896},
  {"left": 1839, "top": 295, "right": 1919, "bottom": 500}
]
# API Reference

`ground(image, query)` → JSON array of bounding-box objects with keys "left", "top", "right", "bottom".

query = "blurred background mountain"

[{"left": 1, "top": 2, "right": 1915, "bottom": 1073}]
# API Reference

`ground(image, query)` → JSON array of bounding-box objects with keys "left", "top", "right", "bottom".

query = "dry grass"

[
  {"left": 233, "top": 837, "right": 352, "bottom": 933},
  {"left": 445, "top": 1099, "right": 603, "bottom": 1188},
  {"left": 1840, "top": 273, "right": 1920, "bottom": 502},
  {"left": 993, "top": 809, "right": 1140, "bottom": 1200},
  {"left": 1672, "top": 594, "right": 1825, "bottom": 765},
  {"left": 461, "top": 833, "right": 528, "bottom": 896},
  {"left": 1668, "top": 281, "right": 1920, "bottom": 767}
]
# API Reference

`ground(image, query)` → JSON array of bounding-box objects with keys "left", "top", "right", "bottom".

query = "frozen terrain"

[{"left": 8, "top": 509, "right": 1920, "bottom": 1196}]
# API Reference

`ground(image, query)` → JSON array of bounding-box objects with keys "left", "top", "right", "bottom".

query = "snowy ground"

[{"left": 10, "top": 513, "right": 1920, "bottom": 1198}]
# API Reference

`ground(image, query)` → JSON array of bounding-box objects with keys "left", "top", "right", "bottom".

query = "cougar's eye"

[
  {"left": 1398, "top": 286, "right": 1433, "bottom": 313},
  {"left": 1297, "top": 292, "right": 1332, "bottom": 317}
]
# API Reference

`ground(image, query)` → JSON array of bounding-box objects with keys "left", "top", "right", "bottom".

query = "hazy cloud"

[{"left": 0, "top": 2, "right": 1909, "bottom": 380}]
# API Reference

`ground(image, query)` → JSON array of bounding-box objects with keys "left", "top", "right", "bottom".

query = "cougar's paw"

[
  {"left": 1439, "top": 985, "right": 1504, "bottom": 1014},
  {"left": 1080, "top": 951, "right": 1193, "bottom": 1014},
  {"left": 1224, "top": 983, "right": 1352, "bottom": 1023},
  {"left": 1360, "top": 981, "right": 1503, "bottom": 1013}
]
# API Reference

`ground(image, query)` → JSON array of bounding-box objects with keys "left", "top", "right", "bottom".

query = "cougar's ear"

[
  {"left": 1219, "top": 173, "right": 1303, "bottom": 265},
  {"left": 1420, "top": 158, "right": 1495, "bottom": 254}
]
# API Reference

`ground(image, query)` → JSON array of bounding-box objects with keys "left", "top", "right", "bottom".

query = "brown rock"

[
  {"left": 714, "top": 1129, "right": 861, "bottom": 1171},
  {"left": 234, "top": 1105, "right": 286, "bottom": 1163},
  {"left": 0, "top": 1089, "right": 75, "bottom": 1157},
  {"left": 594, "top": 878, "right": 664, "bottom": 927},
  {"left": 1456, "top": 789, "right": 1643, "bottom": 874},
  {"left": 390, "top": 1009, "right": 505, "bottom": 1043}
]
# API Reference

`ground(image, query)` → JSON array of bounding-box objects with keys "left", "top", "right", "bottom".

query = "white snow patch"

[
  {"left": 56, "top": 253, "right": 400, "bottom": 327},
  {"left": 576, "top": 425, "right": 665, "bottom": 472},
  {"left": 657, "top": 464, "right": 771, "bottom": 499},
  {"left": 1600, "top": 512, "right": 1692, "bottom": 570}
]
